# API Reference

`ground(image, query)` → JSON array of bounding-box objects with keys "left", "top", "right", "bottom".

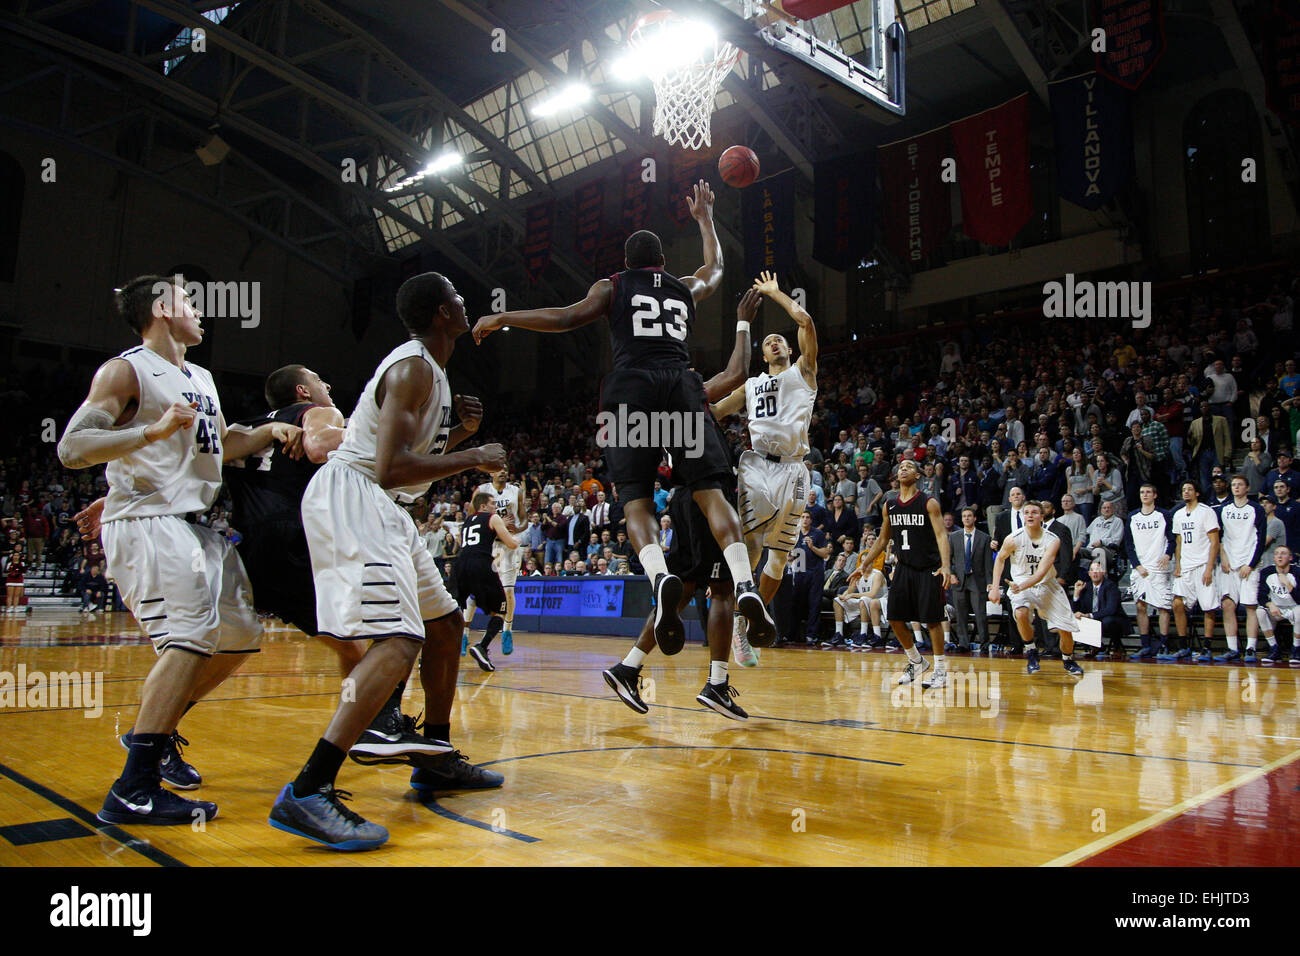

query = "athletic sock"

[
  {"left": 292, "top": 738, "right": 346, "bottom": 797},
  {"left": 640, "top": 544, "right": 669, "bottom": 583},
  {"left": 905, "top": 644, "right": 923, "bottom": 664},
  {"left": 835, "top": 621, "right": 844, "bottom": 635},
  {"left": 912, "top": 626, "right": 924, "bottom": 643},
  {"left": 120, "top": 733, "right": 168, "bottom": 789},
  {"left": 1226, "top": 636, "right": 1239, "bottom": 651},
  {"left": 933, "top": 654, "right": 946, "bottom": 670},
  {"left": 623, "top": 647, "right": 647, "bottom": 668},
  {"left": 427, "top": 722, "right": 450, "bottom": 745},
  {"left": 1247, "top": 638, "right": 1258, "bottom": 649},
  {"left": 481, "top": 616, "right": 504, "bottom": 650},
  {"left": 722, "top": 542, "right": 754, "bottom": 588},
  {"left": 709, "top": 660, "right": 728, "bottom": 685}
]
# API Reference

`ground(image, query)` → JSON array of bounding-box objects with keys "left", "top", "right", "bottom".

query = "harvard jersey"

[
  {"left": 1008, "top": 527, "right": 1058, "bottom": 585},
  {"left": 103, "top": 345, "right": 223, "bottom": 523},
  {"left": 459, "top": 512, "right": 498, "bottom": 561},
  {"left": 889, "top": 491, "right": 940, "bottom": 571},
  {"left": 1172, "top": 502, "right": 1219, "bottom": 567},
  {"left": 607, "top": 268, "right": 694, "bottom": 370},
  {"left": 475, "top": 481, "right": 522, "bottom": 529},
  {"left": 225, "top": 403, "right": 321, "bottom": 526},
  {"left": 744, "top": 364, "right": 816, "bottom": 459},
  {"left": 1218, "top": 500, "right": 1267, "bottom": 568},
  {"left": 331, "top": 340, "right": 451, "bottom": 502},
  {"left": 1125, "top": 507, "right": 1175, "bottom": 569}
]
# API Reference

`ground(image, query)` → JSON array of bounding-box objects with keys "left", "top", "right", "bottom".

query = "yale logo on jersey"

[
  {"left": 1132, "top": 515, "right": 1164, "bottom": 532},
  {"left": 753, "top": 378, "right": 781, "bottom": 397},
  {"left": 181, "top": 391, "right": 217, "bottom": 416}
]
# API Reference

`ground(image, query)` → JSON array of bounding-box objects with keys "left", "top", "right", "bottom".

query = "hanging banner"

[
  {"left": 621, "top": 159, "right": 652, "bottom": 233},
  {"left": 1050, "top": 72, "right": 1132, "bottom": 210},
  {"left": 523, "top": 200, "right": 556, "bottom": 284},
  {"left": 950, "top": 94, "right": 1033, "bottom": 247},
  {"left": 594, "top": 231, "right": 625, "bottom": 281},
  {"left": 1093, "top": 0, "right": 1165, "bottom": 90},
  {"left": 742, "top": 169, "right": 797, "bottom": 281},
  {"left": 878, "top": 126, "right": 951, "bottom": 267},
  {"left": 573, "top": 181, "right": 604, "bottom": 263},
  {"left": 813, "top": 152, "right": 874, "bottom": 271},
  {"left": 668, "top": 158, "right": 709, "bottom": 228},
  {"left": 1263, "top": 5, "right": 1300, "bottom": 129}
]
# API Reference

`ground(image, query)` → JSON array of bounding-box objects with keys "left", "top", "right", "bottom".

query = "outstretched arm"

[
  {"left": 703, "top": 287, "right": 759, "bottom": 401},
  {"left": 473, "top": 280, "right": 612, "bottom": 344},
  {"left": 678, "top": 181, "right": 723, "bottom": 303},
  {"left": 753, "top": 271, "right": 817, "bottom": 385}
]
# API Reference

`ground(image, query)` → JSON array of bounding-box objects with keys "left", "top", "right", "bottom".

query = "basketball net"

[{"left": 631, "top": 30, "right": 738, "bottom": 150}]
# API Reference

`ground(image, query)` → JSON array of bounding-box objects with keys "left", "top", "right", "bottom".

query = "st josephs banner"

[
  {"left": 950, "top": 94, "right": 1033, "bottom": 247},
  {"left": 1049, "top": 72, "right": 1132, "bottom": 209},
  {"left": 1093, "top": 0, "right": 1165, "bottom": 90},
  {"left": 878, "top": 127, "right": 950, "bottom": 268}
]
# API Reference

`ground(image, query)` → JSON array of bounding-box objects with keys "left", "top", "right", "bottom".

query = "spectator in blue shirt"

[{"left": 652, "top": 480, "right": 669, "bottom": 515}]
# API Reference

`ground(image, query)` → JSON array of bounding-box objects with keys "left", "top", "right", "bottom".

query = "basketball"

[{"left": 718, "top": 145, "right": 760, "bottom": 188}]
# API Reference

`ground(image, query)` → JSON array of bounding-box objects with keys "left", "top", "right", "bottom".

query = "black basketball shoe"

[
  {"left": 652, "top": 573, "right": 686, "bottom": 655},
  {"left": 696, "top": 680, "right": 748, "bottom": 721},
  {"left": 602, "top": 662, "right": 649, "bottom": 714},
  {"left": 348, "top": 707, "right": 453, "bottom": 766},
  {"left": 736, "top": 582, "right": 777, "bottom": 647},
  {"left": 121, "top": 730, "right": 201, "bottom": 791},
  {"left": 410, "top": 750, "right": 505, "bottom": 791},
  {"left": 98, "top": 780, "right": 217, "bottom": 826}
]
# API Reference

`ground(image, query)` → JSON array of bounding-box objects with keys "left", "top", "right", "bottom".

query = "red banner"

[
  {"left": 1264, "top": 5, "right": 1300, "bottom": 128},
  {"left": 950, "top": 94, "right": 1033, "bottom": 247},
  {"left": 573, "top": 181, "right": 604, "bottom": 263},
  {"left": 594, "top": 231, "right": 625, "bottom": 281},
  {"left": 523, "top": 200, "right": 556, "bottom": 284},
  {"left": 1093, "top": 0, "right": 1165, "bottom": 90},
  {"left": 668, "top": 158, "right": 709, "bottom": 228},
  {"left": 878, "top": 127, "right": 951, "bottom": 268},
  {"left": 621, "top": 160, "right": 651, "bottom": 234}
]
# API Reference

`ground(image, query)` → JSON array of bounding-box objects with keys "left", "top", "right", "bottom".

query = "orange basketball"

[{"left": 718, "top": 145, "right": 760, "bottom": 188}]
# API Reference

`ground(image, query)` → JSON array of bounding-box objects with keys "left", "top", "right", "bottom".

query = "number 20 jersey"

[
  {"left": 744, "top": 364, "right": 815, "bottom": 459},
  {"left": 104, "top": 345, "right": 223, "bottom": 522},
  {"left": 607, "top": 268, "right": 694, "bottom": 370}
]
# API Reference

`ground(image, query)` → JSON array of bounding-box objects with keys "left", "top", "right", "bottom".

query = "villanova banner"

[
  {"left": 522, "top": 200, "right": 556, "bottom": 284},
  {"left": 742, "top": 169, "right": 797, "bottom": 281},
  {"left": 1050, "top": 73, "right": 1132, "bottom": 210},
  {"left": 573, "top": 181, "right": 604, "bottom": 263},
  {"left": 1093, "top": 0, "right": 1165, "bottom": 90},
  {"left": 1263, "top": 2, "right": 1300, "bottom": 129},
  {"left": 950, "top": 94, "right": 1033, "bottom": 247},
  {"left": 878, "top": 127, "right": 950, "bottom": 268},
  {"left": 813, "top": 152, "right": 873, "bottom": 271}
]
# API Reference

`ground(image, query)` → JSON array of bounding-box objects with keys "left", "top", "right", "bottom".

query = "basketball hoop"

[{"left": 627, "top": 11, "right": 740, "bottom": 150}]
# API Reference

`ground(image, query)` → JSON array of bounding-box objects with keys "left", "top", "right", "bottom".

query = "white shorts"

[
  {"left": 738, "top": 452, "right": 807, "bottom": 553},
  {"left": 1173, "top": 564, "right": 1218, "bottom": 612},
  {"left": 491, "top": 541, "right": 525, "bottom": 586},
  {"left": 103, "top": 515, "right": 261, "bottom": 657},
  {"left": 1214, "top": 566, "right": 1259, "bottom": 606},
  {"left": 1257, "top": 605, "right": 1300, "bottom": 632},
  {"left": 1131, "top": 569, "right": 1173, "bottom": 611},
  {"left": 834, "top": 592, "right": 864, "bottom": 622},
  {"left": 303, "top": 462, "right": 459, "bottom": 640},
  {"left": 1009, "top": 580, "right": 1079, "bottom": 633}
]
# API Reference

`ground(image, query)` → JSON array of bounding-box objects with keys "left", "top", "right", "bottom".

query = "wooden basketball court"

[{"left": 1, "top": 611, "right": 1297, "bottom": 867}]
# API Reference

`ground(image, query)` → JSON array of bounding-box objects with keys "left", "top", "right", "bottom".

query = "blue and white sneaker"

[
  {"left": 1196, "top": 648, "right": 1213, "bottom": 663},
  {"left": 1214, "top": 649, "right": 1242, "bottom": 663},
  {"left": 1155, "top": 646, "right": 1176, "bottom": 661},
  {"left": 121, "top": 730, "right": 201, "bottom": 790},
  {"left": 1026, "top": 647, "right": 1041, "bottom": 674},
  {"left": 268, "top": 783, "right": 387, "bottom": 851},
  {"left": 1243, "top": 647, "right": 1258, "bottom": 663},
  {"left": 501, "top": 628, "right": 513, "bottom": 656},
  {"left": 1063, "top": 658, "right": 1084, "bottom": 677},
  {"left": 1263, "top": 645, "right": 1284, "bottom": 665},
  {"left": 98, "top": 780, "right": 217, "bottom": 826},
  {"left": 1291, "top": 646, "right": 1300, "bottom": 666},
  {"left": 1173, "top": 647, "right": 1193, "bottom": 661}
]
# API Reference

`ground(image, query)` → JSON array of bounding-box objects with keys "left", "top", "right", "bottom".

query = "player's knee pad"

[{"left": 763, "top": 549, "right": 789, "bottom": 581}]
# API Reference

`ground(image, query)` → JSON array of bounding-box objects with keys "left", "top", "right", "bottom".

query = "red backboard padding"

[{"left": 775, "top": 0, "right": 857, "bottom": 19}]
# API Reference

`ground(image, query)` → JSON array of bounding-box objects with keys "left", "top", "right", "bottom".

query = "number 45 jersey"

[
  {"left": 744, "top": 364, "right": 815, "bottom": 460},
  {"left": 607, "top": 267, "right": 695, "bottom": 370}
]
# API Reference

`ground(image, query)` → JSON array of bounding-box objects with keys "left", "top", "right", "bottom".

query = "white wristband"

[{"left": 736, "top": 320, "right": 751, "bottom": 333}]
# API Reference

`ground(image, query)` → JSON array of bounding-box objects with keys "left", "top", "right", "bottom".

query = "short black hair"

[
  {"left": 395, "top": 272, "right": 454, "bottom": 335},
  {"left": 265, "top": 364, "right": 309, "bottom": 410},
  {"left": 624, "top": 230, "right": 663, "bottom": 269},
  {"left": 114, "top": 274, "right": 180, "bottom": 335}
]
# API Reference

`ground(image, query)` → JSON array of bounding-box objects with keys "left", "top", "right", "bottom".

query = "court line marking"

[
  {"left": 1043, "top": 745, "right": 1300, "bottom": 867},
  {"left": 0, "top": 760, "right": 186, "bottom": 867},
  {"left": 413, "top": 794, "right": 541, "bottom": 843},
  {"left": 477, "top": 744, "right": 904, "bottom": 768}
]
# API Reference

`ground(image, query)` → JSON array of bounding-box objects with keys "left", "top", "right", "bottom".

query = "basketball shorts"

[
  {"left": 887, "top": 564, "right": 944, "bottom": 624},
  {"left": 1009, "top": 579, "right": 1080, "bottom": 633},
  {"left": 490, "top": 541, "right": 525, "bottom": 586},
  {"left": 1172, "top": 564, "right": 1218, "bottom": 612},
  {"left": 102, "top": 515, "right": 261, "bottom": 657},
  {"left": 1214, "top": 566, "right": 1259, "bottom": 606},
  {"left": 665, "top": 481, "right": 734, "bottom": 587},
  {"left": 1130, "top": 568, "right": 1172, "bottom": 611},
  {"left": 737, "top": 452, "right": 806, "bottom": 554},
  {"left": 834, "top": 591, "right": 864, "bottom": 622},
  {"left": 238, "top": 516, "right": 319, "bottom": 636},
  {"left": 302, "top": 461, "right": 458, "bottom": 641},
  {"left": 1257, "top": 604, "right": 1300, "bottom": 632},
  {"left": 598, "top": 366, "right": 732, "bottom": 502},
  {"left": 457, "top": 556, "right": 508, "bottom": 616}
]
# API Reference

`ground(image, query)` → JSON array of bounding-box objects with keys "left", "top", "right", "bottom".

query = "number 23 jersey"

[
  {"left": 104, "top": 345, "right": 223, "bottom": 522},
  {"left": 607, "top": 268, "right": 695, "bottom": 370}
]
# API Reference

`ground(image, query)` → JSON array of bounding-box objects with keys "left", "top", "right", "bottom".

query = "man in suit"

[
  {"left": 565, "top": 501, "right": 591, "bottom": 558},
  {"left": 1073, "top": 559, "right": 1128, "bottom": 658},
  {"left": 658, "top": 514, "right": 674, "bottom": 550},
  {"left": 1186, "top": 400, "right": 1232, "bottom": 495},
  {"left": 948, "top": 506, "right": 991, "bottom": 651},
  {"left": 991, "top": 486, "right": 1028, "bottom": 646},
  {"left": 589, "top": 490, "right": 612, "bottom": 533}
]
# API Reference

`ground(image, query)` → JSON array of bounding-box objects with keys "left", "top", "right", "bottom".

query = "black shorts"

[
  {"left": 887, "top": 564, "right": 944, "bottom": 624},
  {"left": 457, "top": 557, "right": 507, "bottom": 615},
  {"left": 237, "top": 518, "right": 319, "bottom": 636},
  {"left": 665, "top": 484, "right": 734, "bottom": 587},
  {"left": 599, "top": 366, "right": 732, "bottom": 502}
]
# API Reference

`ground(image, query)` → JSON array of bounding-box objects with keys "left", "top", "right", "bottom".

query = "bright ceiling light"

[
  {"left": 532, "top": 83, "right": 592, "bottom": 118},
  {"left": 421, "top": 152, "right": 462, "bottom": 175}
]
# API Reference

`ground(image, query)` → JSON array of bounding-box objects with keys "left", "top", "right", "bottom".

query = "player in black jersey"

[
  {"left": 602, "top": 291, "right": 758, "bottom": 721},
  {"left": 473, "top": 181, "right": 777, "bottom": 654},
  {"left": 855, "top": 459, "right": 954, "bottom": 689},
  {"left": 459, "top": 491, "right": 519, "bottom": 673}
]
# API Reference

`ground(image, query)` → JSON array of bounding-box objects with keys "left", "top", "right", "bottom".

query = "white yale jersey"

[
  {"left": 1008, "top": 528, "right": 1057, "bottom": 586},
  {"left": 744, "top": 364, "right": 816, "bottom": 459},
  {"left": 330, "top": 340, "right": 451, "bottom": 502},
  {"left": 476, "top": 481, "right": 522, "bottom": 529},
  {"left": 1173, "top": 503, "right": 1219, "bottom": 568},
  {"left": 1128, "top": 508, "right": 1172, "bottom": 568},
  {"left": 104, "top": 345, "right": 223, "bottom": 522},
  {"left": 1219, "top": 500, "right": 1266, "bottom": 568}
]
